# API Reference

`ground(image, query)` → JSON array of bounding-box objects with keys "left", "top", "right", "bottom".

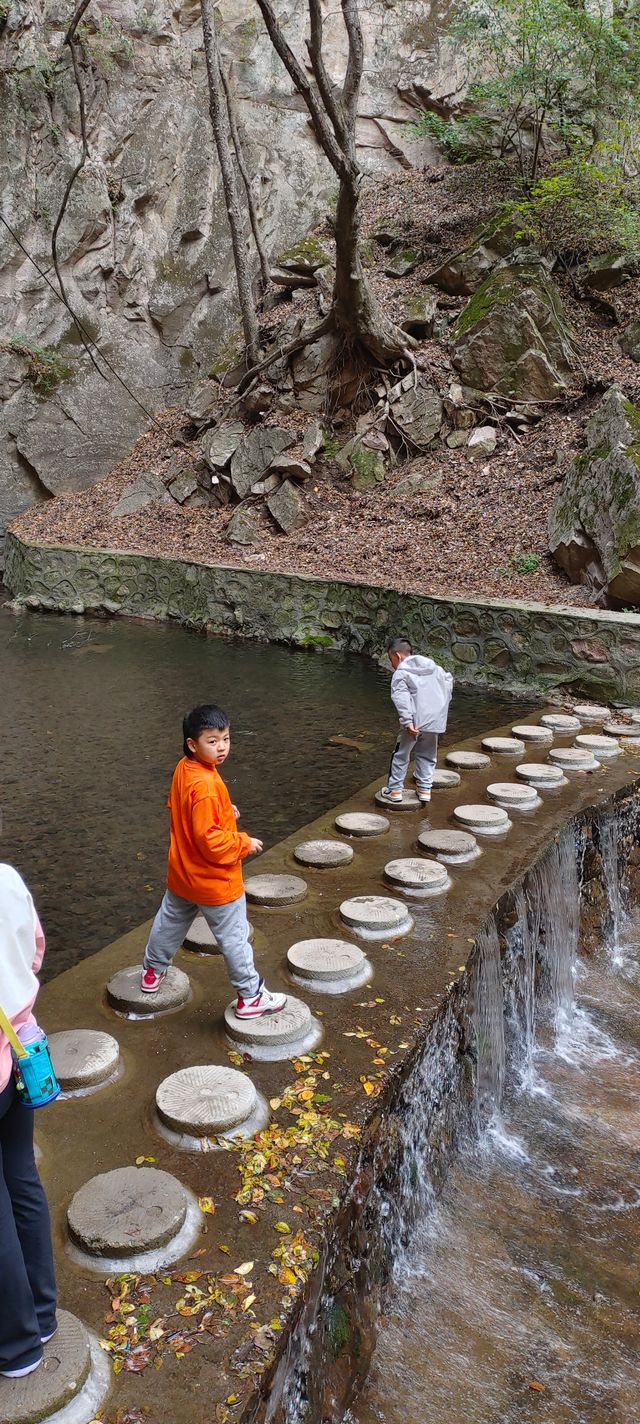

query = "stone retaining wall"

[{"left": 6, "top": 529, "right": 640, "bottom": 700}]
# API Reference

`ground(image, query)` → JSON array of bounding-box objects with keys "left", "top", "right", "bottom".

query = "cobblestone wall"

[{"left": 6, "top": 530, "right": 640, "bottom": 700}]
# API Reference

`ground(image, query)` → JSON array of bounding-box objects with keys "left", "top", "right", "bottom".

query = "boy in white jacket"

[{"left": 380, "top": 637, "right": 453, "bottom": 805}]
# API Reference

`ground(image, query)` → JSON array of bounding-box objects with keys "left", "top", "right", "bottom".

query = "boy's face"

[{"left": 188, "top": 726, "right": 231, "bottom": 766}]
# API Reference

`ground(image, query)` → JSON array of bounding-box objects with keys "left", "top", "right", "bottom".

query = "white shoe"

[
  {"left": 1, "top": 1355, "right": 43, "bottom": 1378},
  {"left": 235, "top": 983, "right": 287, "bottom": 1018}
]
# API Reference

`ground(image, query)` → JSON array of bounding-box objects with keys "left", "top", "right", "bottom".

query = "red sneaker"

[
  {"left": 140, "top": 965, "right": 167, "bottom": 993},
  {"left": 235, "top": 984, "right": 287, "bottom": 1019}
]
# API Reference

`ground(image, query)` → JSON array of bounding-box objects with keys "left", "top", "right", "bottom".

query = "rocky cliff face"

[{"left": 0, "top": 0, "right": 460, "bottom": 533}]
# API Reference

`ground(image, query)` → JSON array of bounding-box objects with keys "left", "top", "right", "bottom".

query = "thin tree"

[{"left": 219, "top": 60, "right": 271, "bottom": 292}]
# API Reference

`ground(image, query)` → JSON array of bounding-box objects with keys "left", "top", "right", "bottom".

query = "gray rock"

[
  {"left": 156, "top": 1065, "right": 257, "bottom": 1135},
  {"left": 168, "top": 469, "right": 198, "bottom": 503},
  {"left": 390, "top": 469, "right": 443, "bottom": 496},
  {"left": 0, "top": 1311, "right": 92, "bottom": 1424},
  {"left": 271, "top": 267, "right": 318, "bottom": 289},
  {"left": 453, "top": 260, "right": 576, "bottom": 402},
  {"left": 388, "top": 383, "right": 443, "bottom": 449},
  {"left": 250, "top": 473, "right": 281, "bottom": 496},
  {"left": 267, "top": 479, "right": 310, "bottom": 533},
  {"left": 270, "top": 454, "right": 313, "bottom": 482},
  {"left": 586, "top": 253, "right": 638, "bottom": 291},
  {"left": 226, "top": 507, "right": 262, "bottom": 545},
  {"left": 468, "top": 425, "right": 497, "bottom": 456},
  {"left": 428, "top": 217, "right": 520, "bottom": 296},
  {"left": 112, "top": 471, "right": 170, "bottom": 517},
  {"left": 49, "top": 1029, "right": 120, "bottom": 1091},
  {"left": 202, "top": 423, "right": 245, "bottom": 471},
  {"left": 67, "top": 1166, "right": 187, "bottom": 1256},
  {"left": 230, "top": 427, "right": 294, "bottom": 499},
  {"left": 224, "top": 995, "right": 312, "bottom": 1051},
  {"left": 385, "top": 247, "right": 423, "bottom": 278},
  {"left": 245, "top": 872, "right": 308, "bottom": 905},
  {"left": 446, "top": 430, "right": 469, "bottom": 449},
  {"left": 620, "top": 321, "right": 640, "bottom": 362},
  {"left": 303, "top": 421, "right": 325, "bottom": 461},
  {"left": 186, "top": 381, "right": 218, "bottom": 423},
  {"left": 549, "top": 387, "right": 640, "bottom": 606}
]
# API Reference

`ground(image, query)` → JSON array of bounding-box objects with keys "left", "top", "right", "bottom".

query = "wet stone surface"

[
  {"left": 417, "top": 828, "right": 480, "bottom": 863},
  {"left": 374, "top": 788, "right": 422, "bottom": 811},
  {"left": 156, "top": 1066, "right": 257, "bottom": 1135},
  {"left": 184, "top": 916, "right": 255, "bottom": 953},
  {"left": 549, "top": 747, "right": 600, "bottom": 769},
  {"left": 49, "top": 1028, "right": 120, "bottom": 1090},
  {"left": 287, "top": 938, "right": 366, "bottom": 983},
  {"left": 383, "top": 858, "right": 450, "bottom": 893},
  {"left": 432, "top": 768, "right": 461, "bottom": 788},
  {"left": 335, "top": 811, "right": 390, "bottom": 836},
  {"left": 67, "top": 1166, "right": 188, "bottom": 1256},
  {"left": 575, "top": 733, "right": 621, "bottom": 756},
  {"left": 245, "top": 874, "right": 308, "bottom": 905},
  {"left": 224, "top": 995, "right": 312, "bottom": 1048},
  {"left": 516, "top": 762, "right": 566, "bottom": 786},
  {"left": 0, "top": 1311, "right": 91, "bottom": 1424},
  {"left": 481, "top": 736, "right": 525, "bottom": 754},
  {"left": 445, "top": 750, "right": 491, "bottom": 770},
  {"left": 453, "top": 804, "right": 512, "bottom": 834},
  {"left": 293, "top": 839, "right": 354, "bottom": 868},
  {"left": 486, "top": 782, "right": 539, "bottom": 808},
  {"left": 541, "top": 712, "right": 582, "bottom": 731},
  {"left": 511, "top": 723, "right": 553, "bottom": 742},
  {"left": 603, "top": 720, "right": 640, "bottom": 738},
  {"left": 106, "top": 964, "right": 190, "bottom": 1015},
  {"left": 573, "top": 702, "right": 610, "bottom": 722},
  {"left": 339, "top": 895, "right": 413, "bottom": 933}
]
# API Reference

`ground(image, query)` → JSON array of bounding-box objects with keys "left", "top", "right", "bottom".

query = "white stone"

[
  {"left": 339, "top": 894, "right": 413, "bottom": 934},
  {"left": 468, "top": 425, "right": 497, "bottom": 455},
  {"left": 294, "top": 839, "right": 354, "bottom": 867},
  {"left": 383, "top": 858, "right": 450, "bottom": 892},
  {"left": 432, "top": 768, "right": 461, "bottom": 788},
  {"left": 156, "top": 1066, "right": 257, "bottom": 1136},
  {"left": 224, "top": 995, "right": 314, "bottom": 1048},
  {"left": 453, "top": 804, "right": 512, "bottom": 834},
  {"left": 603, "top": 720, "right": 640, "bottom": 739},
  {"left": 515, "top": 762, "right": 566, "bottom": 786},
  {"left": 49, "top": 1030, "right": 120, "bottom": 1091},
  {"left": 548, "top": 747, "right": 600, "bottom": 770},
  {"left": 540, "top": 712, "right": 582, "bottom": 731},
  {"left": 374, "top": 787, "right": 422, "bottom": 810},
  {"left": 335, "top": 811, "right": 390, "bottom": 836},
  {"left": 481, "top": 736, "right": 525, "bottom": 755},
  {"left": 445, "top": 750, "right": 491, "bottom": 770},
  {"left": 486, "top": 782, "right": 539, "bottom": 809},
  {"left": 511, "top": 724, "right": 553, "bottom": 742},
  {"left": 575, "top": 733, "right": 621, "bottom": 756},
  {"left": 417, "top": 828, "right": 480, "bottom": 863},
  {"left": 287, "top": 938, "right": 366, "bottom": 984},
  {"left": 184, "top": 915, "right": 254, "bottom": 952},
  {"left": 573, "top": 703, "right": 610, "bottom": 722},
  {"left": 245, "top": 874, "right": 308, "bottom": 905},
  {"left": 106, "top": 965, "right": 190, "bottom": 1016}
]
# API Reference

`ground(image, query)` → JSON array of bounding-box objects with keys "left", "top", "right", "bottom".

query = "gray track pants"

[
  {"left": 387, "top": 729, "right": 438, "bottom": 793},
  {"left": 144, "top": 890, "right": 260, "bottom": 999}
]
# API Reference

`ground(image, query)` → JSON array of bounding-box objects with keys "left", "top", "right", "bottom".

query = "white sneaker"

[
  {"left": 379, "top": 786, "right": 403, "bottom": 803},
  {"left": 1, "top": 1356, "right": 43, "bottom": 1378},
  {"left": 235, "top": 983, "right": 287, "bottom": 1019}
]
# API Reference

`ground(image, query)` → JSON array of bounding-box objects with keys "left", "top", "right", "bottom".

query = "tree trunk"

[
  {"left": 332, "top": 170, "right": 411, "bottom": 362},
  {"left": 200, "top": 0, "right": 259, "bottom": 365},
  {"left": 219, "top": 60, "right": 271, "bottom": 292}
]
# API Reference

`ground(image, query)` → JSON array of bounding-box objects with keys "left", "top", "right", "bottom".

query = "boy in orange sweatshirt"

[{"left": 141, "top": 705, "right": 286, "bottom": 1019}]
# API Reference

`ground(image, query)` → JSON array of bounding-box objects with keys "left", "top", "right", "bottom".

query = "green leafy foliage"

[{"left": 5, "top": 336, "right": 73, "bottom": 393}]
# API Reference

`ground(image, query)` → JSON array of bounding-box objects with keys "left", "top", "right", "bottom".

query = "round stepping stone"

[
  {"left": 107, "top": 964, "right": 190, "bottom": 1016},
  {"left": 68, "top": 1166, "right": 187, "bottom": 1257},
  {"left": 0, "top": 1310, "right": 91, "bottom": 1424},
  {"left": 184, "top": 915, "right": 254, "bottom": 953},
  {"left": 287, "top": 938, "right": 369, "bottom": 991},
  {"left": 156, "top": 1066, "right": 257, "bottom": 1137},
  {"left": 453, "top": 804, "right": 512, "bottom": 835},
  {"left": 540, "top": 712, "right": 581, "bottom": 732},
  {"left": 603, "top": 720, "right": 640, "bottom": 739},
  {"left": 549, "top": 747, "right": 600, "bottom": 770},
  {"left": 575, "top": 732, "right": 621, "bottom": 757},
  {"left": 49, "top": 1029, "right": 120, "bottom": 1091},
  {"left": 512, "top": 724, "right": 553, "bottom": 743},
  {"left": 383, "top": 858, "right": 450, "bottom": 894},
  {"left": 619, "top": 707, "right": 640, "bottom": 723},
  {"left": 445, "top": 750, "right": 491, "bottom": 770},
  {"left": 339, "top": 894, "right": 413, "bottom": 936},
  {"left": 481, "top": 736, "right": 525, "bottom": 755},
  {"left": 294, "top": 839, "right": 354, "bottom": 868},
  {"left": 432, "top": 768, "right": 461, "bottom": 788},
  {"left": 374, "top": 787, "right": 421, "bottom": 811},
  {"left": 224, "top": 995, "right": 318, "bottom": 1056},
  {"left": 486, "top": 782, "right": 540, "bottom": 810},
  {"left": 245, "top": 874, "right": 308, "bottom": 906},
  {"left": 516, "top": 762, "right": 566, "bottom": 787},
  {"left": 573, "top": 703, "right": 610, "bottom": 722},
  {"left": 417, "top": 828, "right": 480, "bottom": 864},
  {"left": 335, "top": 811, "right": 390, "bottom": 837}
]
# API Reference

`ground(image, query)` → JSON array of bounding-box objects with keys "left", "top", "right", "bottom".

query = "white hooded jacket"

[{"left": 390, "top": 654, "right": 453, "bottom": 733}]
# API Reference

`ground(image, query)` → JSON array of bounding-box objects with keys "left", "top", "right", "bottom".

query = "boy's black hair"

[
  {"left": 387, "top": 636, "right": 413, "bottom": 656},
  {"left": 183, "top": 704, "right": 230, "bottom": 757}
]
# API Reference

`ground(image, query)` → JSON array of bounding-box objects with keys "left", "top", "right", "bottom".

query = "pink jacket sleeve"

[{"left": 11, "top": 915, "right": 45, "bottom": 1038}]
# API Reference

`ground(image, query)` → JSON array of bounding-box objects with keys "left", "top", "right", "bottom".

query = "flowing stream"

[{"left": 350, "top": 813, "right": 640, "bottom": 1424}]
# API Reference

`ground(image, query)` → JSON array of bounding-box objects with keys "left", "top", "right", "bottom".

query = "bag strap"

[{"left": 0, "top": 1005, "right": 28, "bottom": 1059}]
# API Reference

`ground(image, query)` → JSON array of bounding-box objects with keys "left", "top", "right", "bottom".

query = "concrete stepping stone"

[
  {"left": 481, "top": 736, "right": 525, "bottom": 755},
  {"left": 156, "top": 1065, "right": 258, "bottom": 1138},
  {"left": 184, "top": 915, "right": 255, "bottom": 953},
  {"left": 575, "top": 733, "right": 621, "bottom": 757},
  {"left": 335, "top": 811, "right": 390, "bottom": 836},
  {"left": 0, "top": 1310, "right": 94, "bottom": 1424},
  {"left": 107, "top": 964, "right": 190, "bottom": 1016},
  {"left": 68, "top": 1166, "right": 188, "bottom": 1258},
  {"left": 512, "top": 724, "right": 553, "bottom": 743},
  {"left": 573, "top": 703, "right": 610, "bottom": 722},
  {"left": 287, "top": 938, "right": 370, "bottom": 992},
  {"left": 383, "top": 858, "right": 451, "bottom": 894},
  {"left": 245, "top": 873, "right": 308, "bottom": 905},
  {"left": 619, "top": 707, "right": 640, "bottom": 723},
  {"left": 417, "top": 828, "right": 480, "bottom": 864},
  {"left": 49, "top": 1029, "right": 120, "bottom": 1092},
  {"left": 516, "top": 762, "right": 567, "bottom": 788},
  {"left": 294, "top": 839, "right": 354, "bottom": 868},
  {"left": 549, "top": 746, "right": 600, "bottom": 771},
  {"left": 603, "top": 720, "right": 640, "bottom": 739},
  {"left": 486, "top": 782, "right": 541, "bottom": 811},
  {"left": 374, "top": 788, "right": 421, "bottom": 811},
  {"left": 432, "top": 768, "right": 461, "bottom": 788},
  {"left": 339, "top": 894, "right": 413, "bottom": 937},
  {"left": 540, "top": 712, "right": 581, "bottom": 732},
  {"left": 224, "top": 994, "right": 321, "bottom": 1059},
  {"left": 445, "top": 750, "right": 491, "bottom": 770},
  {"left": 453, "top": 804, "right": 512, "bottom": 835}
]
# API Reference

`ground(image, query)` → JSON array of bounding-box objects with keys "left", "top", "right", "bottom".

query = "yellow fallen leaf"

[
  {"left": 135, "top": 1155, "right": 156, "bottom": 1165},
  {"left": 361, "top": 1079, "right": 376, "bottom": 1095},
  {"left": 149, "top": 1319, "right": 165, "bottom": 1341},
  {"left": 299, "top": 1089, "right": 314, "bottom": 1101},
  {"left": 234, "top": 1260, "right": 254, "bottom": 1276},
  {"left": 274, "top": 1221, "right": 291, "bottom": 1233},
  {"left": 269, "top": 1097, "right": 282, "bottom": 1110},
  {"left": 218, "top": 1243, "right": 230, "bottom": 1253},
  {"left": 242, "top": 1293, "right": 256, "bottom": 1312},
  {"left": 226, "top": 1396, "right": 239, "bottom": 1406},
  {"left": 240, "top": 1210, "right": 258, "bottom": 1225},
  {"left": 198, "top": 1196, "right": 216, "bottom": 1215},
  {"left": 528, "top": 1381, "right": 545, "bottom": 1392}
]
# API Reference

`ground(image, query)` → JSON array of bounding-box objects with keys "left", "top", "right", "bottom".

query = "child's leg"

[
  {"left": 199, "top": 894, "right": 260, "bottom": 1001},
  {"left": 144, "top": 890, "right": 196, "bottom": 971},
  {"left": 414, "top": 732, "right": 438, "bottom": 792},
  {"left": 0, "top": 1081, "right": 53, "bottom": 1373},
  {"left": 387, "top": 728, "right": 415, "bottom": 792}
]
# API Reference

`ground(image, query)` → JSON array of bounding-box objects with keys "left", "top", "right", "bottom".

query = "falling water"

[
  {"left": 512, "top": 883, "right": 540, "bottom": 1089},
  {"left": 529, "top": 831, "right": 579, "bottom": 1025},
  {"left": 471, "top": 919, "right": 505, "bottom": 1123},
  {"left": 598, "top": 806, "right": 624, "bottom": 953}
]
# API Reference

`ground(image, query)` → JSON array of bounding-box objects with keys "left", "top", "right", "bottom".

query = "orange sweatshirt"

[{"left": 166, "top": 757, "right": 252, "bottom": 906}]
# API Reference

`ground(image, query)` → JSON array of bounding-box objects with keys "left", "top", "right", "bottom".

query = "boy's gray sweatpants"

[
  {"left": 144, "top": 890, "right": 260, "bottom": 999},
  {"left": 387, "top": 729, "right": 438, "bottom": 793}
]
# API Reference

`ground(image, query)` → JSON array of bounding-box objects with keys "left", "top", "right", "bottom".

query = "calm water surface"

[{"left": 0, "top": 604, "right": 519, "bottom": 979}]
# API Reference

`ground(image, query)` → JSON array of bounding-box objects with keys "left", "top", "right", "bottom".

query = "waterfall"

[
  {"left": 529, "top": 831, "right": 579, "bottom": 1026},
  {"left": 598, "top": 806, "right": 624, "bottom": 952},
  {"left": 472, "top": 918, "right": 505, "bottom": 1123}
]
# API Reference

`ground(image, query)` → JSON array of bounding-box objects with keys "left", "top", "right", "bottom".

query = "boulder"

[
  {"left": 267, "top": 479, "right": 310, "bottom": 533},
  {"left": 167, "top": 469, "right": 198, "bottom": 503},
  {"left": 303, "top": 421, "right": 325, "bottom": 461},
  {"left": 270, "top": 454, "right": 313, "bottom": 481},
  {"left": 112, "top": 471, "right": 170, "bottom": 517},
  {"left": 549, "top": 386, "right": 640, "bottom": 606},
  {"left": 428, "top": 216, "right": 519, "bottom": 296},
  {"left": 230, "top": 427, "right": 294, "bottom": 499},
  {"left": 453, "top": 260, "right": 576, "bottom": 402},
  {"left": 468, "top": 426, "right": 497, "bottom": 457},
  {"left": 401, "top": 292, "right": 438, "bottom": 338},
  {"left": 388, "top": 382, "right": 443, "bottom": 449},
  {"left": 250, "top": 473, "right": 280, "bottom": 496},
  {"left": 586, "top": 254, "right": 638, "bottom": 292},
  {"left": 226, "top": 507, "right": 262, "bottom": 545},
  {"left": 202, "top": 423, "right": 244, "bottom": 470},
  {"left": 620, "top": 322, "right": 640, "bottom": 363},
  {"left": 385, "top": 247, "right": 423, "bottom": 278}
]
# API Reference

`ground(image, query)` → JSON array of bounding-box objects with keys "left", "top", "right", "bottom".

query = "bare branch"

[
  {"left": 252, "top": 0, "right": 349, "bottom": 177},
  {"left": 63, "top": 0, "right": 92, "bottom": 44},
  {"left": 219, "top": 58, "right": 271, "bottom": 291},
  {"left": 340, "top": 0, "right": 364, "bottom": 135},
  {"left": 307, "top": 0, "right": 346, "bottom": 143},
  {"left": 236, "top": 314, "right": 332, "bottom": 393}
]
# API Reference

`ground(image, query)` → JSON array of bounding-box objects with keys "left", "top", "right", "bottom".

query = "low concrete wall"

[{"left": 6, "top": 529, "right": 640, "bottom": 700}]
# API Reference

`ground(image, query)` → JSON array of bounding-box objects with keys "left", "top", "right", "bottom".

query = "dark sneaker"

[{"left": 140, "top": 965, "right": 168, "bottom": 993}]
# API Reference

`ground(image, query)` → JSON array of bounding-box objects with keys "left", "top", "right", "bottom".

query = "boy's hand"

[
  {"left": 248, "top": 837, "right": 263, "bottom": 855},
  {"left": 232, "top": 804, "right": 240, "bottom": 819},
  {"left": 406, "top": 724, "right": 418, "bottom": 737}
]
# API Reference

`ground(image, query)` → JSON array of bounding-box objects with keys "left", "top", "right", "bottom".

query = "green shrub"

[
  {"left": 511, "top": 150, "right": 640, "bottom": 263},
  {"left": 6, "top": 336, "right": 73, "bottom": 392}
]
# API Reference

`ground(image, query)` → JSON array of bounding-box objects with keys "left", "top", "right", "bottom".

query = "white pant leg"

[
  {"left": 199, "top": 894, "right": 260, "bottom": 1000},
  {"left": 387, "top": 728, "right": 415, "bottom": 792}
]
